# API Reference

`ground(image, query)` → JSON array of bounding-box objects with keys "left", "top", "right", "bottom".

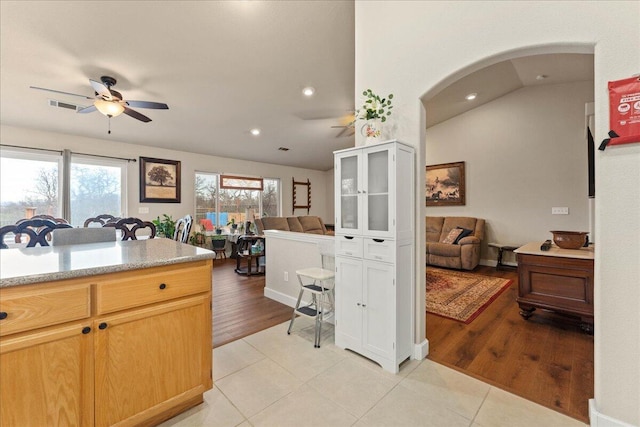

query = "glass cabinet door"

[
  {"left": 337, "top": 153, "right": 360, "bottom": 233},
  {"left": 365, "top": 149, "right": 389, "bottom": 234}
]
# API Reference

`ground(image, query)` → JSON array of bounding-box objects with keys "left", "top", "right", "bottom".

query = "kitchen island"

[{"left": 0, "top": 239, "right": 215, "bottom": 427}]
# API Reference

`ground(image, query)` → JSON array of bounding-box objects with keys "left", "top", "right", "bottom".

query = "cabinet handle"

[
  {"left": 99, "top": 322, "right": 108, "bottom": 330},
  {"left": 344, "top": 236, "right": 354, "bottom": 240},
  {"left": 82, "top": 326, "right": 91, "bottom": 334},
  {"left": 0, "top": 312, "right": 7, "bottom": 320},
  {"left": 159, "top": 283, "right": 167, "bottom": 290},
  {"left": 373, "top": 239, "right": 384, "bottom": 243}
]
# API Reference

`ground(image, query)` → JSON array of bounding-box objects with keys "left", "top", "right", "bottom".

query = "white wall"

[
  {"left": 1, "top": 124, "right": 334, "bottom": 224},
  {"left": 426, "top": 81, "right": 594, "bottom": 265},
  {"left": 356, "top": 1, "right": 639, "bottom": 425}
]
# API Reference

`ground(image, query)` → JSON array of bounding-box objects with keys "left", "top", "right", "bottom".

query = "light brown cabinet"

[{"left": 0, "top": 260, "right": 212, "bottom": 427}]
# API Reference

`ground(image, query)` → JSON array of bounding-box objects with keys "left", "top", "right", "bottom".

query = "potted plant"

[
  {"left": 354, "top": 89, "right": 394, "bottom": 141},
  {"left": 215, "top": 226, "right": 222, "bottom": 235},
  {"left": 211, "top": 234, "right": 227, "bottom": 250},
  {"left": 188, "top": 223, "right": 206, "bottom": 246},
  {"left": 152, "top": 214, "right": 176, "bottom": 238}
]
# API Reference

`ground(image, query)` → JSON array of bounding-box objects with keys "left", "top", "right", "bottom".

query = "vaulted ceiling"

[{"left": 1, "top": 2, "right": 593, "bottom": 171}]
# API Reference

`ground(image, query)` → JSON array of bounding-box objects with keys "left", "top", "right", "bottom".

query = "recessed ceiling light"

[
  {"left": 465, "top": 93, "right": 477, "bottom": 101},
  {"left": 536, "top": 74, "right": 548, "bottom": 80},
  {"left": 250, "top": 128, "right": 261, "bottom": 136},
  {"left": 302, "top": 87, "right": 315, "bottom": 97}
]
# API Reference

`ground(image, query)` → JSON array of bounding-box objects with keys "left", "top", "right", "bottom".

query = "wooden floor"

[
  {"left": 426, "top": 265, "right": 594, "bottom": 423},
  {"left": 211, "top": 259, "right": 593, "bottom": 423},
  {"left": 212, "top": 258, "right": 292, "bottom": 348}
]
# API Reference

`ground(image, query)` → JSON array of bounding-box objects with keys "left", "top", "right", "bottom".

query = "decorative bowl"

[{"left": 550, "top": 231, "right": 588, "bottom": 249}]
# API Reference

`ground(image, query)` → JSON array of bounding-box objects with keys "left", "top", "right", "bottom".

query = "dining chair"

[
  {"left": 14, "top": 215, "right": 70, "bottom": 243},
  {"left": 51, "top": 227, "right": 117, "bottom": 246},
  {"left": 173, "top": 215, "right": 193, "bottom": 244},
  {"left": 0, "top": 218, "right": 73, "bottom": 249},
  {"left": 83, "top": 214, "right": 120, "bottom": 227},
  {"left": 103, "top": 217, "right": 156, "bottom": 240}
]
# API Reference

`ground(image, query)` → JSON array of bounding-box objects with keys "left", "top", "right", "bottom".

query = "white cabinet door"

[
  {"left": 335, "top": 151, "right": 362, "bottom": 235},
  {"left": 362, "top": 260, "right": 395, "bottom": 358},
  {"left": 363, "top": 146, "right": 395, "bottom": 239},
  {"left": 335, "top": 256, "right": 363, "bottom": 350}
]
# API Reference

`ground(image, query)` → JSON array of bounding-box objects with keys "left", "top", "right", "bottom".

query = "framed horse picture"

[{"left": 426, "top": 161, "right": 465, "bottom": 206}]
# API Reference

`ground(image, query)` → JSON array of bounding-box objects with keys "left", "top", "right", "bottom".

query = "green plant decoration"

[
  {"left": 152, "top": 214, "right": 176, "bottom": 238},
  {"left": 355, "top": 89, "right": 394, "bottom": 122}
]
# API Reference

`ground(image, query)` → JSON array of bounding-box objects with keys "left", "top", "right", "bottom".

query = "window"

[
  {"left": 0, "top": 150, "right": 62, "bottom": 226},
  {"left": 0, "top": 148, "right": 127, "bottom": 227},
  {"left": 195, "top": 172, "right": 280, "bottom": 232},
  {"left": 70, "top": 156, "right": 126, "bottom": 227}
]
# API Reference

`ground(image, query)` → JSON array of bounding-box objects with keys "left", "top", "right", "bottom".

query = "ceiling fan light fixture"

[{"left": 94, "top": 99, "right": 124, "bottom": 117}]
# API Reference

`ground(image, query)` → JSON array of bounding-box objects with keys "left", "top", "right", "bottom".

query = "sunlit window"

[{"left": 195, "top": 172, "right": 279, "bottom": 232}]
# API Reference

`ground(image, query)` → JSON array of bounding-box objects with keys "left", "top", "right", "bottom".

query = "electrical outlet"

[
  {"left": 138, "top": 207, "right": 149, "bottom": 214},
  {"left": 284, "top": 271, "right": 289, "bottom": 281},
  {"left": 552, "top": 207, "right": 569, "bottom": 215}
]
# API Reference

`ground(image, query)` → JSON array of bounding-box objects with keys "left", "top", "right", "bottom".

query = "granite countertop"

[
  {"left": 0, "top": 238, "right": 215, "bottom": 288},
  {"left": 514, "top": 241, "right": 594, "bottom": 260}
]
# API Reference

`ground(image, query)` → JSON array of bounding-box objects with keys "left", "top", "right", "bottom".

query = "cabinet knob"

[
  {"left": 0, "top": 312, "right": 7, "bottom": 320},
  {"left": 82, "top": 327, "right": 91, "bottom": 334},
  {"left": 356, "top": 303, "right": 361, "bottom": 306},
  {"left": 159, "top": 283, "right": 167, "bottom": 290},
  {"left": 362, "top": 304, "right": 367, "bottom": 308},
  {"left": 99, "top": 322, "right": 108, "bottom": 330}
]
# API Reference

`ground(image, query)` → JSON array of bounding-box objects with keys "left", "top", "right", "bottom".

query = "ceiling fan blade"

[
  {"left": 90, "top": 79, "right": 113, "bottom": 101},
  {"left": 335, "top": 127, "right": 348, "bottom": 138},
  {"left": 29, "top": 86, "right": 94, "bottom": 100},
  {"left": 77, "top": 105, "right": 97, "bottom": 114},
  {"left": 126, "top": 100, "right": 169, "bottom": 110},
  {"left": 123, "top": 106, "right": 151, "bottom": 122}
]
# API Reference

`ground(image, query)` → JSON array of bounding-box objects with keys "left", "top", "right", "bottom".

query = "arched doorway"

[{"left": 420, "top": 46, "right": 595, "bottom": 422}]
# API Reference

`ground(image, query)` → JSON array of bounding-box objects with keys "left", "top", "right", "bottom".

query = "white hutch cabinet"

[{"left": 333, "top": 140, "right": 415, "bottom": 373}]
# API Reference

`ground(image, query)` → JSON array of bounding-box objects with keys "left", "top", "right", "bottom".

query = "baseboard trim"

[
  {"left": 414, "top": 339, "right": 429, "bottom": 360},
  {"left": 264, "top": 287, "right": 296, "bottom": 308},
  {"left": 589, "top": 399, "right": 636, "bottom": 427}
]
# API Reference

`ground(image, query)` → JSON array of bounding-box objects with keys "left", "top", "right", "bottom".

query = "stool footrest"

[
  {"left": 303, "top": 284, "right": 329, "bottom": 293},
  {"left": 296, "top": 306, "right": 320, "bottom": 318}
]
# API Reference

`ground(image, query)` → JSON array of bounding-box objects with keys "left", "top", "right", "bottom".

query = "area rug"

[{"left": 426, "top": 268, "right": 512, "bottom": 323}]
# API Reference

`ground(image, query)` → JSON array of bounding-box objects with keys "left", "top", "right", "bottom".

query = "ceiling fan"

[
  {"left": 331, "top": 112, "right": 356, "bottom": 137},
  {"left": 30, "top": 75, "right": 169, "bottom": 123}
]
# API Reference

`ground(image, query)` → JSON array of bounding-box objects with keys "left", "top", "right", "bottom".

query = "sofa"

[
  {"left": 426, "top": 216, "right": 485, "bottom": 270},
  {"left": 255, "top": 216, "right": 333, "bottom": 235}
]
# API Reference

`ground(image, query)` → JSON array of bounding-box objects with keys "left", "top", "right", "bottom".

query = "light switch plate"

[
  {"left": 551, "top": 207, "right": 569, "bottom": 215},
  {"left": 138, "top": 207, "right": 149, "bottom": 214}
]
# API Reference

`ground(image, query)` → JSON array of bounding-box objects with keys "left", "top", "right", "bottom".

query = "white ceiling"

[
  {"left": 425, "top": 53, "right": 594, "bottom": 127},
  {"left": 1, "top": 2, "right": 594, "bottom": 171},
  {"left": 0, "top": 1, "right": 355, "bottom": 171}
]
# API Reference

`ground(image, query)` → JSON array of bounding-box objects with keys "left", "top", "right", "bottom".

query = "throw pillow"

[
  {"left": 454, "top": 227, "right": 473, "bottom": 244},
  {"left": 441, "top": 228, "right": 463, "bottom": 244}
]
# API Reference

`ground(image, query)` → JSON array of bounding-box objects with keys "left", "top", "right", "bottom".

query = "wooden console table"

[{"left": 514, "top": 242, "right": 594, "bottom": 333}]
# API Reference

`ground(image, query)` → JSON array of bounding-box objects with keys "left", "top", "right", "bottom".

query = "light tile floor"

[{"left": 159, "top": 319, "right": 587, "bottom": 427}]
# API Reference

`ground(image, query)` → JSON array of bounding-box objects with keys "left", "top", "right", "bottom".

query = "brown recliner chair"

[{"left": 426, "top": 216, "right": 485, "bottom": 270}]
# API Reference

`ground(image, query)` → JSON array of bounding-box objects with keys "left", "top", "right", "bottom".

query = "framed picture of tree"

[{"left": 139, "top": 157, "right": 181, "bottom": 203}]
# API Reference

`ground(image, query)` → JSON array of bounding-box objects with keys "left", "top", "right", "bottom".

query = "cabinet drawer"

[
  {"left": 0, "top": 283, "right": 91, "bottom": 336},
  {"left": 363, "top": 238, "right": 395, "bottom": 263},
  {"left": 335, "top": 235, "right": 363, "bottom": 257},
  {"left": 95, "top": 261, "right": 212, "bottom": 314}
]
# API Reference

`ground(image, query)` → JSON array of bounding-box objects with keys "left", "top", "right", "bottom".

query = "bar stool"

[{"left": 287, "top": 242, "right": 335, "bottom": 348}]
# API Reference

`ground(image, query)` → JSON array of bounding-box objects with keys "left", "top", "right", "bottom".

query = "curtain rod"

[{"left": 0, "top": 144, "right": 136, "bottom": 162}]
